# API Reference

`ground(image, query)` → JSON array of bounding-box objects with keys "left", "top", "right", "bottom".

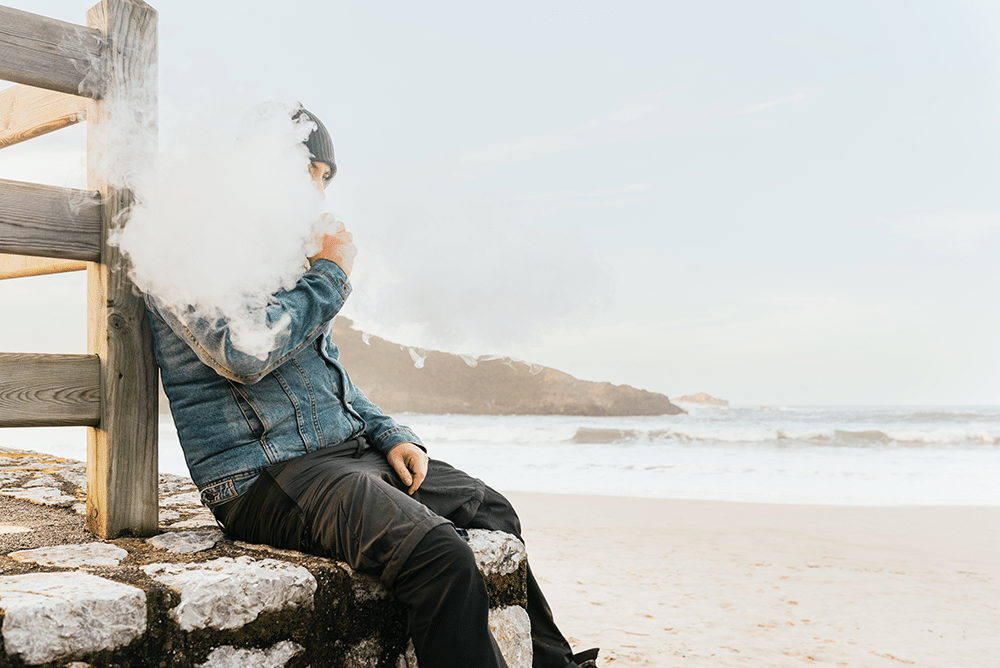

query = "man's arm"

[
  {"left": 147, "top": 262, "right": 350, "bottom": 386},
  {"left": 147, "top": 225, "right": 357, "bottom": 384}
]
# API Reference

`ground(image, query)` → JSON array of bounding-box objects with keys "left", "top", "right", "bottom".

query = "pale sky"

[{"left": 3, "top": 0, "right": 1000, "bottom": 405}]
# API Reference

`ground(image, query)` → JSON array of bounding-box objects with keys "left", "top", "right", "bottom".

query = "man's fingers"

[
  {"left": 408, "top": 463, "right": 426, "bottom": 495},
  {"left": 391, "top": 456, "right": 413, "bottom": 487},
  {"left": 387, "top": 442, "right": 428, "bottom": 495}
]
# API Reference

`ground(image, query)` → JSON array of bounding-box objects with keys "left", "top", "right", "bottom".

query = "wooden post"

[{"left": 85, "top": 0, "right": 159, "bottom": 538}]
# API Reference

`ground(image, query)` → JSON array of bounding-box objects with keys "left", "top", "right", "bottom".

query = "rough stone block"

[
  {"left": 0, "top": 486, "right": 76, "bottom": 507},
  {"left": 169, "top": 513, "right": 219, "bottom": 529},
  {"left": 0, "top": 572, "right": 147, "bottom": 665},
  {"left": 7, "top": 542, "right": 129, "bottom": 568},
  {"left": 467, "top": 528, "right": 526, "bottom": 575},
  {"left": 161, "top": 491, "right": 203, "bottom": 507},
  {"left": 147, "top": 529, "right": 224, "bottom": 554},
  {"left": 489, "top": 605, "right": 532, "bottom": 668},
  {"left": 195, "top": 640, "right": 304, "bottom": 668},
  {"left": 142, "top": 556, "right": 317, "bottom": 631},
  {"left": 0, "top": 525, "right": 31, "bottom": 535}
]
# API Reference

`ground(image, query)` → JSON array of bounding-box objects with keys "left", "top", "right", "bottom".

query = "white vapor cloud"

[{"left": 116, "top": 102, "right": 334, "bottom": 360}]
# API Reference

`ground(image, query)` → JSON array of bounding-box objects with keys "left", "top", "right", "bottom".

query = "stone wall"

[{"left": 0, "top": 447, "right": 531, "bottom": 668}]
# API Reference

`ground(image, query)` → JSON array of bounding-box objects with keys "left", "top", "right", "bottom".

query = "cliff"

[
  {"left": 675, "top": 392, "right": 729, "bottom": 407},
  {"left": 330, "top": 318, "right": 684, "bottom": 416}
]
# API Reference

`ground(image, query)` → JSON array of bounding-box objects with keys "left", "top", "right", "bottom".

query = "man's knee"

[
  {"left": 397, "top": 525, "right": 482, "bottom": 595},
  {"left": 472, "top": 487, "right": 522, "bottom": 537}
]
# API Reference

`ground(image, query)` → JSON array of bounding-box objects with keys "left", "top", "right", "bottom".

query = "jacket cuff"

[
  {"left": 376, "top": 428, "right": 425, "bottom": 455},
  {"left": 308, "top": 258, "right": 352, "bottom": 302}
]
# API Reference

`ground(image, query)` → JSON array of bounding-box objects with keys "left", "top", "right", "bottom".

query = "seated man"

[{"left": 145, "top": 103, "right": 599, "bottom": 668}]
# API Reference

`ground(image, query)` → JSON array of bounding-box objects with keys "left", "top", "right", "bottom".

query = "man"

[{"left": 146, "top": 103, "right": 599, "bottom": 668}]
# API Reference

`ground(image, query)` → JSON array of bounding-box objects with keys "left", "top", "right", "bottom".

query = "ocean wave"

[
  {"left": 570, "top": 428, "right": 638, "bottom": 444},
  {"left": 566, "top": 426, "right": 1000, "bottom": 448},
  {"left": 398, "top": 410, "right": 1000, "bottom": 449}
]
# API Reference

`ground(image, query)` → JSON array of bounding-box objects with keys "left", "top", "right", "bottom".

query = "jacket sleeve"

[
  {"left": 145, "top": 259, "right": 352, "bottom": 385},
  {"left": 347, "top": 380, "right": 425, "bottom": 456}
]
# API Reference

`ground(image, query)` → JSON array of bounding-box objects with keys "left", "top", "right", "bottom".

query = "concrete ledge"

[{"left": 0, "top": 447, "right": 531, "bottom": 667}]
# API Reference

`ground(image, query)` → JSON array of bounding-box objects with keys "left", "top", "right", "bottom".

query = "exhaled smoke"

[{"left": 114, "top": 102, "right": 333, "bottom": 359}]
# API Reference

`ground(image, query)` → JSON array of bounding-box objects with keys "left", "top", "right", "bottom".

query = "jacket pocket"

[{"left": 200, "top": 477, "right": 238, "bottom": 507}]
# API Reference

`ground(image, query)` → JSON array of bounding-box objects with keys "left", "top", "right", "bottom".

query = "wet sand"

[{"left": 505, "top": 492, "right": 1000, "bottom": 668}]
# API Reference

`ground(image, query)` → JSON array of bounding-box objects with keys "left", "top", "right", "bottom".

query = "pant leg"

[
  {"left": 394, "top": 524, "right": 507, "bottom": 668},
  {"left": 458, "top": 487, "right": 577, "bottom": 668},
  {"left": 212, "top": 445, "right": 505, "bottom": 668}
]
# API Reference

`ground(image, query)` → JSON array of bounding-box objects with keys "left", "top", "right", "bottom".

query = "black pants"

[{"left": 213, "top": 440, "right": 577, "bottom": 668}]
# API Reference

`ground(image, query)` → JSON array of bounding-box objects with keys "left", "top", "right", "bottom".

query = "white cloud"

[
  {"left": 461, "top": 102, "right": 659, "bottom": 169},
  {"left": 892, "top": 211, "right": 1000, "bottom": 250},
  {"left": 510, "top": 183, "right": 654, "bottom": 218},
  {"left": 733, "top": 92, "right": 808, "bottom": 116}
]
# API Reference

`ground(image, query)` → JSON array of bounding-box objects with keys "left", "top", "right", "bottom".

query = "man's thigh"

[{"left": 261, "top": 443, "right": 488, "bottom": 582}]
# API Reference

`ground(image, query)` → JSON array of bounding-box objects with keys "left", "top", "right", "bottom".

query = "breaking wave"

[
  {"left": 401, "top": 408, "right": 1000, "bottom": 450},
  {"left": 568, "top": 426, "right": 1000, "bottom": 448}
]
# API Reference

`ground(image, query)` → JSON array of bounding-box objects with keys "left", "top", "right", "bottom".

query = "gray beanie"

[{"left": 294, "top": 105, "right": 336, "bottom": 180}]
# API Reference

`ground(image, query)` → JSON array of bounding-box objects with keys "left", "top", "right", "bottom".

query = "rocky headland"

[
  {"left": 675, "top": 392, "right": 729, "bottom": 407},
  {"left": 329, "top": 318, "right": 685, "bottom": 416}
]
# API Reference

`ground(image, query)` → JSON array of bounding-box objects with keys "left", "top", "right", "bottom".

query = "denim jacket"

[{"left": 146, "top": 259, "right": 422, "bottom": 508}]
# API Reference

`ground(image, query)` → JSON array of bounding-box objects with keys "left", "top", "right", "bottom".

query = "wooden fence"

[{"left": 0, "top": 0, "right": 159, "bottom": 538}]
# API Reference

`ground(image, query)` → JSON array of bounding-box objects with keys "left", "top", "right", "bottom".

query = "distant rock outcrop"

[
  {"left": 331, "top": 318, "right": 685, "bottom": 416},
  {"left": 675, "top": 392, "right": 729, "bottom": 406}
]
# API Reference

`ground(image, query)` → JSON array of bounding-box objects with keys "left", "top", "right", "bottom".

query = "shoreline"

[{"left": 504, "top": 491, "right": 1000, "bottom": 667}]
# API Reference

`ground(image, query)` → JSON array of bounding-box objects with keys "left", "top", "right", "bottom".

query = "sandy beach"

[{"left": 505, "top": 492, "right": 1000, "bottom": 668}]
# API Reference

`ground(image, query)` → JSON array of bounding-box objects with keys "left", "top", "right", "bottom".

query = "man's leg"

[
  {"left": 394, "top": 524, "right": 507, "bottom": 668},
  {"left": 456, "top": 486, "right": 579, "bottom": 668},
  {"left": 213, "top": 444, "right": 506, "bottom": 668}
]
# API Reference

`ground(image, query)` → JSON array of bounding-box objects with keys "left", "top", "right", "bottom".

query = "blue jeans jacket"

[{"left": 146, "top": 259, "right": 422, "bottom": 508}]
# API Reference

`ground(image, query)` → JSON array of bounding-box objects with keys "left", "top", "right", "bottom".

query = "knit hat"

[{"left": 293, "top": 105, "right": 336, "bottom": 181}]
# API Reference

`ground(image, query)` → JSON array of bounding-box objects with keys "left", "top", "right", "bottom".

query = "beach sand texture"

[{"left": 506, "top": 492, "right": 1000, "bottom": 668}]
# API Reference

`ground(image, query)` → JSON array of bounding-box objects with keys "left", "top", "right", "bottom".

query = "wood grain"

[
  {"left": 0, "top": 254, "right": 88, "bottom": 280},
  {"left": 0, "top": 353, "right": 100, "bottom": 427},
  {"left": 0, "top": 6, "right": 104, "bottom": 97},
  {"left": 0, "top": 84, "right": 87, "bottom": 149},
  {"left": 85, "top": 0, "right": 160, "bottom": 539},
  {"left": 0, "top": 178, "right": 102, "bottom": 261}
]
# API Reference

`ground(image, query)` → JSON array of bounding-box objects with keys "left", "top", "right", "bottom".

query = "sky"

[{"left": 2, "top": 0, "right": 1000, "bottom": 405}]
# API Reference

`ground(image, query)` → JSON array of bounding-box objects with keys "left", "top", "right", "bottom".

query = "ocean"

[{"left": 5, "top": 404, "right": 999, "bottom": 506}]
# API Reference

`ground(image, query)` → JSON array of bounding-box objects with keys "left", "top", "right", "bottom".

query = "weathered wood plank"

[
  {"left": 0, "top": 353, "right": 100, "bottom": 427},
  {"left": 86, "top": 0, "right": 159, "bottom": 539},
  {"left": 0, "top": 84, "right": 88, "bottom": 149},
  {"left": 0, "top": 253, "right": 88, "bottom": 279},
  {"left": 0, "top": 6, "right": 104, "bottom": 98},
  {"left": 0, "top": 178, "right": 102, "bottom": 261}
]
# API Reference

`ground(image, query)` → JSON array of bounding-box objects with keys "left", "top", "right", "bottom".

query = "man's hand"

[
  {"left": 308, "top": 214, "right": 357, "bottom": 276},
  {"left": 387, "top": 442, "right": 428, "bottom": 495}
]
